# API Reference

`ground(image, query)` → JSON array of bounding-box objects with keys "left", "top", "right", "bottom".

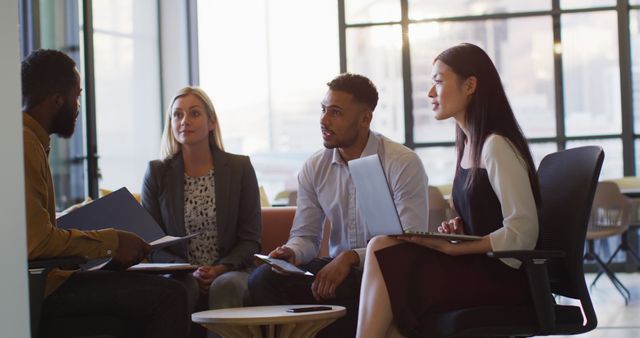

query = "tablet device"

[{"left": 254, "top": 254, "right": 314, "bottom": 276}]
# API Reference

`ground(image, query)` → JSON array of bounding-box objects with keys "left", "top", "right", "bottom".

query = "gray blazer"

[{"left": 141, "top": 147, "right": 261, "bottom": 270}]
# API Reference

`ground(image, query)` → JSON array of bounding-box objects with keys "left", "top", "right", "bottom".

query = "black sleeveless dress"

[{"left": 374, "top": 167, "right": 531, "bottom": 337}]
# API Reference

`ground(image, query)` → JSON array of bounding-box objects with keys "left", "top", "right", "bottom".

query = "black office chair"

[
  {"left": 418, "top": 146, "right": 604, "bottom": 338},
  {"left": 28, "top": 257, "right": 124, "bottom": 338},
  {"left": 29, "top": 257, "right": 85, "bottom": 337}
]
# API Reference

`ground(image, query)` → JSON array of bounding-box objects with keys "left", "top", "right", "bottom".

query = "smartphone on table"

[{"left": 286, "top": 306, "right": 333, "bottom": 313}]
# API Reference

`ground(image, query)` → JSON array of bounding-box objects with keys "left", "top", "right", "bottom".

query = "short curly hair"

[
  {"left": 326, "top": 73, "right": 378, "bottom": 111},
  {"left": 21, "top": 49, "right": 77, "bottom": 109}
]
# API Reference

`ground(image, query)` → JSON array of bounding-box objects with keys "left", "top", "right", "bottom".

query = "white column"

[
  {"left": 159, "top": 0, "right": 191, "bottom": 107},
  {"left": 0, "top": 1, "right": 30, "bottom": 337}
]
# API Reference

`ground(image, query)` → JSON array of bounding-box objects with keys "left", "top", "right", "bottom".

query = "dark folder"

[
  {"left": 56, "top": 187, "right": 165, "bottom": 242},
  {"left": 56, "top": 187, "right": 200, "bottom": 270}
]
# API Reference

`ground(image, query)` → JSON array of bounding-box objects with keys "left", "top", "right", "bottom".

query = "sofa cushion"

[{"left": 260, "top": 207, "right": 329, "bottom": 257}]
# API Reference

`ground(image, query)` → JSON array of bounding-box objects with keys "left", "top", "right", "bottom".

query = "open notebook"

[{"left": 349, "top": 154, "right": 481, "bottom": 242}]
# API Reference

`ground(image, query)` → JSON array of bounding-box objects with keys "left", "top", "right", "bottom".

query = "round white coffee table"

[{"left": 192, "top": 305, "right": 346, "bottom": 338}]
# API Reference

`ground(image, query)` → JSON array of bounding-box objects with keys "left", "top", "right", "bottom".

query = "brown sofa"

[{"left": 260, "top": 207, "right": 330, "bottom": 257}]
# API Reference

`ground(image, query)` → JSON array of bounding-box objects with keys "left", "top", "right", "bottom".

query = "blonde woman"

[{"left": 141, "top": 86, "right": 261, "bottom": 318}]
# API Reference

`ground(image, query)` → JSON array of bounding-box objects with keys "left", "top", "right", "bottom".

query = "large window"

[
  {"left": 561, "top": 11, "right": 621, "bottom": 137},
  {"left": 197, "top": 0, "right": 339, "bottom": 200},
  {"left": 92, "top": 0, "right": 162, "bottom": 194},
  {"left": 347, "top": 25, "right": 405, "bottom": 142},
  {"left": 632, "top": 10, "right": 640, "bottom": 143},
  {"left": 21, "top": 0, "right": 164, "bottom": 208},
  {"left": 408, "top": 0, "right": 549, "bottom": 19},
  {"left": 410, "top": 16, "right": 555, "bottom": 145},
  {"left": 22, "top": 0, "right": 640, "bottom": 208},
  {"left": 344, "top": 0, "right": 637, "bottom": 184},
  {"left": 30, "top": 0, "right": 86, "bottom": 208}
]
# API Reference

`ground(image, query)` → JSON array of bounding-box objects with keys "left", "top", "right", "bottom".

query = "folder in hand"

[
  {"left": 56, "top": 187, "right": 200, "bottom": 269},
  {"left": 57, "top": 187, "right": 167, "bottom": 242}
]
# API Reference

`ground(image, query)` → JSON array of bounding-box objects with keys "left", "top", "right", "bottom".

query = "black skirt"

[{"left": 375, "top": 242, "right": 531, "bottom": 337}]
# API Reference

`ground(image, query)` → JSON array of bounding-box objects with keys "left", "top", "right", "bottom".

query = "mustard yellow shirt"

[{"left": 23, "top": 113, "right": 118, "bottom": 296}]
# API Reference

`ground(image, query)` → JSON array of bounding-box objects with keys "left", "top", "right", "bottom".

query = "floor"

[{"left": 552, "top": 272, "right": 640, "bottom": 337}]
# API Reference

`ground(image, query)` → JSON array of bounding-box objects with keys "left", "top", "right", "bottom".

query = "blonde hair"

[{"left": 160, "top": 86, "right": 224, "bottom": 160}]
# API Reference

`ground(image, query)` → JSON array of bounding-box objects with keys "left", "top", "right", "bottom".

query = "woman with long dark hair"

[{"left": 355, "top": 43, "right": 541, "bottom": 338}]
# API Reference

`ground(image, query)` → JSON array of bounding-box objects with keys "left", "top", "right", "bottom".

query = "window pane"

[
  {"left": 93, "top": 0, "right": 162, "bottom": 194},
  {"left": 409, "top": 0, "right": 549, "bottom": 20},
  {"left": 636, "top": 139, "right": 640, "bottom": 175},
  {"left": 347, "top": 25, "right": 405, "bottom": 143},
  {"left": 561, "top": 0, "right": 615, "bottom": 9},
  {"left": 198, "top": 0, "right": 339, "bottom": 201},
  {"left": 567, "top": 139, "right": 623, "bottom": 180},
  {"left": 415, "top": 146, "right": 457, "bottom": 186},
  {"left": 345, "top": 0, "right": 400, "bottom": 24},
  {"left": 562, "top": 12, "right": 621, "bottom": 137},
  {"left": 38, "top": 1, "right": 86, "bottom": 208},
  {"left": 632, "top": 11, "right": 640, "bottom": 134},
  {"left": 529, "top": 142, "right": 557, "bottom": 169},
  {"left": 410, "top": 17, "right": 555, "bottom": 143}
]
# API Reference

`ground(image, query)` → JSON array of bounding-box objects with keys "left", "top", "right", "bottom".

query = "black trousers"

[
  {"left": 248, "top": 257, "right": 362, "bottom": 338},
  {"left": 41, "top": 270, "right": 190, "bottom": 338}
]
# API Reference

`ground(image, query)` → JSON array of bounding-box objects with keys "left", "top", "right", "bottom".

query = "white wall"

[{"left": 0, "top": 1, "right": 30, "bottom": 337}]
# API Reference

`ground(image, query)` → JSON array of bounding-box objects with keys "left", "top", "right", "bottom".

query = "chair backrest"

[
  {"left": 589, "top": 181, "right": 632, "bottom": 229},
  {"left": 428, "top": 186, "right": 450, "bottom": 231},
  {"left": 536, "top": 146, "right": 603, "bottom": 330}
]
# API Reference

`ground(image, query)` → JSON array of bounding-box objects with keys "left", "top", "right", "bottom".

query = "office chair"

[
  {"left": 417, "top": 146, "right": 604, "bottom": 338},
  {"left": 608, "top": 176, "right": 640, "bottom": 270},
  {"left": 29, "top": 257, "right": 86, "bottom": 338},
  {"left": 584, "top": 181, "right": 632, "bottom": 304},
  {"left": 427, "top": 186, "right": 453, "bottom": 232},
  {"left": 593, "top": 179, "right": 640, "bottom": 282},
  {"left": 29, "top": 257, "right": 124, "bottom": 338}
]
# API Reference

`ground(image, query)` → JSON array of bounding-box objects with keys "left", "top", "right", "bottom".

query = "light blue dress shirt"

[{"left": 285, "top": 131, "right": 429, "bottom": 268}]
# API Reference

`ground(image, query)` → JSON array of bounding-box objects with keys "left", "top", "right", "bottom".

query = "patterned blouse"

[{"left": 183, "top": 169, "right": 219, "bottom": 266}]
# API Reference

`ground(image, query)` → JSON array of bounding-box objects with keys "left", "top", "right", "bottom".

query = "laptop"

[{"left": 349, "top": 154, "right": 481, "bottom": 242}]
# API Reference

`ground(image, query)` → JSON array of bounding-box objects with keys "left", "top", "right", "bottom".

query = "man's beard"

[
  {"left": 50, "top": 100, "right": 77, "bottom": 138},
  {"left": 323, "top": 125, "right": 360, "bottom": 150}
]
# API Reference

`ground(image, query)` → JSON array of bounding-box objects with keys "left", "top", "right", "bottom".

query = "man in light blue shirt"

[{"left": 248, "top": 73, "right": 429, "bottom": 337}]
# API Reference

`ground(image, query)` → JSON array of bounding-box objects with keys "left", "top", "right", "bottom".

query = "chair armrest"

[
  {"left": 29, "top": 256, "right": 87, "bottom": 270},
  {"left": 487, "top": 249, "right": 565, "bottom": 334},
  {"left": 486, "top": 250, "right": 565, "bottom": 261},
  {"left": 28, "top": 256, "right": 87, "bottom": 338}
]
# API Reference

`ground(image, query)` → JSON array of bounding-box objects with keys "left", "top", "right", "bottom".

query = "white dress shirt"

[{"left": 285, "top": 131, "right": 429, "bottom": 268}]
